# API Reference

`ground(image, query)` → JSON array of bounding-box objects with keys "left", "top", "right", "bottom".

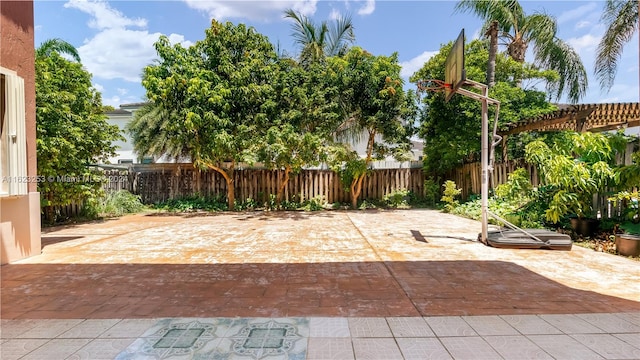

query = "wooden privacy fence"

[
  {"left": 446, "top": 159, "right": 539, "bottom": 200},
  {"left": 106, "top": 164, "right": 426, "bottom": 205},
  {"left": 449, "top": 142, "right": 637, "bottom": 200}
]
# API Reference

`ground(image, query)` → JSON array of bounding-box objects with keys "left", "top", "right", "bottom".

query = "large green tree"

[
  {"left": 411, "top": 39, "right": 557, "bottom": 175},
  {"left": 456, "top": 0, "right": 588, "bottom": 103},
  {"left": 252, "top": 59, "right": 339, "bottom": 206},
  {"left": 595, "top": 0, "right": 639, "bottom": 91},
  {"left": 36, "top": 41, "right": 122, "bottom": 220},
  {"left": 142, "top": 20, "right": 279, "bottom": 210},
  {"left": 329, "top": 47, "right": 417, "bottom": 208},
  {"left": 284, "top": 9, "right": 355, "bottom": 66}
]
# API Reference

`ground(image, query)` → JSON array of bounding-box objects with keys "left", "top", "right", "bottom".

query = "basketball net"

[{"left": 416, "top": 79, "right": 451, "bottom": 93}]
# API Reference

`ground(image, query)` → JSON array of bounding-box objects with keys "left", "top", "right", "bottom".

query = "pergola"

[{"left": 500, "top": 102, "right": 640, "bottom": 135}]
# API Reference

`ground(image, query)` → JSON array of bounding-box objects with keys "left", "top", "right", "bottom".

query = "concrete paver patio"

[{"left": 1, "top": 209, "right": 639, "bottom": 359}]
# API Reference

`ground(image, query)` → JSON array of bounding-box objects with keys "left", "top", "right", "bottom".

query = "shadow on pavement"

[{"left": 2, "top": 260, "right": 639, "bottom": 319}]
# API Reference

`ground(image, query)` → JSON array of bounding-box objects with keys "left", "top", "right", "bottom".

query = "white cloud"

[
  {"left": 567, "top": 34, "right": 599, "bottom": 52},
  {"left": 400, "top": 51, "right": 437, "bottom": 78},
  {"left": 78, "top": 28, "right": 191, "bottom": 82},
  {"left": 66, "top": 0, "right": 191, "bottom": 83},
  {"left": 557, "top": 2, "right": 598, "bottom": 24},
  {"left": 93, "top": 83, "right": 104, "bottom": 92},
  {"left": 64, "top": 0, "right": 147, "bottom": 30},
  {"left": 357, "top": 0, "right": 375, "bottom": 16},
  {"left": 575, "top": 20, "right": 591, "bottom": 30},
  {"left": 329, "top": 8, "right": 341, "bottom": 21},
  {"left": 183, "top": 0, "right": 317, "bottom": 21},
  {"left": 102, "top": 95, "right": 121, "bottom": 107},
  {"left": 117, "top": 88, "right": 128, "bottom": 96}
]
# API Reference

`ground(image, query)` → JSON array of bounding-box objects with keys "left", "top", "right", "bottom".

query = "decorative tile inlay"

[
  {"left": 139, "top": 320, "right": 216, "bottom": 359},
  {"left": 230, "top": 320, "right": 302, "bottom": 359}
]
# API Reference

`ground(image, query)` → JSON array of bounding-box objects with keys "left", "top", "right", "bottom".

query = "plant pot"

[
  {"left": 570, "top": 217, "right": 600, "bottom": 237},
  {"left": 615, "top": 233, "right": 640, "bottom": 257}
]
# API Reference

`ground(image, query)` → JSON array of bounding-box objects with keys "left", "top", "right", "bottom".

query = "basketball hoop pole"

[{"left": 453, "top": 79, "right": 500, "bottom": 244}]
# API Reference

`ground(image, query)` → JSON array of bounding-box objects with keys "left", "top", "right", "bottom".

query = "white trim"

[{"left": 0, "top": 67, "right": 27, "bottom": 196}]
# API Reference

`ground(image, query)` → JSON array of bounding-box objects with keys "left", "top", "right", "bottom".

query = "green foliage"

[
  {"left": 126, "top": 103, "right": 191, "bottom": 161},
  {"left": 384, "top": 189, "right": 411, "bottom": 208},
  {"left": 141, "top": 20, "right": 280, "bottom": 210},
  {"left": 327, "top": 145, "right": 369, "bottom": 192},
  {"left": 620, "top": 222, "right": 640, "bottom": 236},
  {"left": 494, "top": 168, "right": 533, "bottom": 201},
  {"left": 36, "top": 44, "right": 122, "bottom": 216},
  {"left": 235, "top": 198, "right": 259, "bottom": 211},
  {"left": 154, "top": 196, "right": 227, "bottom": 212},
  {"left": 615, "top": 151, "right": 640, "bottom": 190},
  {"left": 441, "top": 180, "right": 462, "bottom": 212},
  {"left": 81, "top": 190, "right": 145, "bottom": 219},
  {"left": 411, "top": 39, "right": 557, "bottom": 174},
  {"left": 327, "top": 47, "right": 417, "bottom": 208},
  {"left": 423, "top": 177, "right": 440, "bottom": 206},
  {"left": 525, "top": 131, "right": 626, "bottom": 222},
  {"left": 456, "top": 0, "right": 588, "bottom": 103},
  {"left": 609, "top": 190, "right": 640, "bottom": 224},
  {"left": 284, "top": 8, "right": 355, "bottom": 66},
  {"left": 302, "top": 195, "right": 326, "bottom": 211},
  {"left": 595, "top": 0, "right": 639, "bottom": 92}
]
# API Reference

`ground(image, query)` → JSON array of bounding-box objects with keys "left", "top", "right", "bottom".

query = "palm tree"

[
  {"left": 595, "top": 0, "right": 639, "bottom": 92},
  {"left": 126, "top": 103, "right": 191, "bottom": 162},
  {"left": 456, "top": 0, "right": 588, "bottom": 103},
  {"left": 36, "top": 38, "right": 81, "bottom": 62},
  {"left": 284, "top": 9, "right": 355, "bottom": 66}
]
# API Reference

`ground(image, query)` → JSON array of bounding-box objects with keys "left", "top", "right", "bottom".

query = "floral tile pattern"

[
  {"left": 120, "top": 320, "right": 217, "bottom": 359},
  {"left": 229, "top": 319, "right": 305, "bottom": 359}
]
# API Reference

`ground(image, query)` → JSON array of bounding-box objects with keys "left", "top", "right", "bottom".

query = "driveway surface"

[{"left": 2, "top": 209, "right": 639, "bottom": 359}]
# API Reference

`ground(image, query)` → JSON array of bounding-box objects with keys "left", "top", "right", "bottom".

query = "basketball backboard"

[{"left": 445, "top": 29, "right": 466, "bottom": 102}]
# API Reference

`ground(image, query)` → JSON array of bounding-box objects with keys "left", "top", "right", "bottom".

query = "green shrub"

[
  {"left": 441, "top": 180, "right": 461, "bottom": 213},
  {"left": 83, "top": 190, "right": 145, "bottom": 218},
  {"left": 155, "top": 195, "right": 227, "bottom": 212},
  {"left": 302, "top": 195, "right": 326, "bottom": 211},
  {"left": 384, "top": 189, "right": 410, "bottom": 208},
  {"left": 423, "top": 177, "right": 440, "bottom": 206}
]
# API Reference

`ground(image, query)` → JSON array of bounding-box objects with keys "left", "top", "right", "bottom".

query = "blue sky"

[{"left": 35, "top": 0, "right": 639, "bottom": 107}]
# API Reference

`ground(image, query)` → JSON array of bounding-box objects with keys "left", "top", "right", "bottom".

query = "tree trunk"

[
  {"left": 350, "top": 174, "right": 365, "bottom": 209},
  {"left": 208, "top": 162, "right": 235, "bottom": 211},
  {"left": 507, "top": 37, "right": 528, "bottom": 87},
  {"left": 276, "top": 166, "right": 291, "bottom": 207},
  {"left": 350, "top": 129, "right": 376, "bottom": 209},
  {"left": 486, "top": 21, "right": 498, "bottom": 88}
]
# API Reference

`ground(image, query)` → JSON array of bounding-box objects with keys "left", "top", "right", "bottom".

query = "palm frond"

[
  {"left": 325, "top": 13, "right": 355, "bottom": 57},
  {"left": 284, "top": 9, "right": 317, "bottom": 50},
  {"left": 455, "top": 0, "right": 522, "bottom": 34},
  {"left": 36, "top": 38, "right": 81, "bottom": 62},
  {"left": 127, "top": 104, "right": 190, "bottom": 160},
  {"left": 534, "top": 38, "right": 588, "bottom": 103},
  {"left": 595, "top": 0, "right": 638, "bottom": 92},
  {"left": 523, "top": 12, "right": 557, "bottom": 45}
]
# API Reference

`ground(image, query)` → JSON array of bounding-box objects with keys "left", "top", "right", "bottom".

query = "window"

[
  {"left": 0, "top": 68, "right": 27, "bottom": 196},
  {"left": 118, "top": 159, "right": 133, "bottom": 164}
]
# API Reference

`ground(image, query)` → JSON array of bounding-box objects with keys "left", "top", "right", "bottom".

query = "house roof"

[
  {"left": 500, "top": 102, "right": 640, "bottom": 136},
  {"left": 105, "top": 109, "right": 131, "bottom": 115}
]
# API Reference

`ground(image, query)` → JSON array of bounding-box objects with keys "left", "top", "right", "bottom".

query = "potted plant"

[{"left": 525, "top": 132, "right": 627, "bottom": 237}]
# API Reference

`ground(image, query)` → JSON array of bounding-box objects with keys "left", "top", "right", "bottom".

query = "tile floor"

[{"left": 2, "top": 313, "right": 640, "bottom": 359}]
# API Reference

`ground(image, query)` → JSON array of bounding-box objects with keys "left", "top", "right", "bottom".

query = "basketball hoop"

[{"left": 416, "top": 79, "right": 451, "bottom": 93}]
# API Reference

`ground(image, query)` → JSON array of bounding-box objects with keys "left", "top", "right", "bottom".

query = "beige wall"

[
  {"left": 1, "top": 1, "right": 40, "bottom": 264},
  {"left": 1, "top": 193, "right": 40, "bottom": 264}
]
